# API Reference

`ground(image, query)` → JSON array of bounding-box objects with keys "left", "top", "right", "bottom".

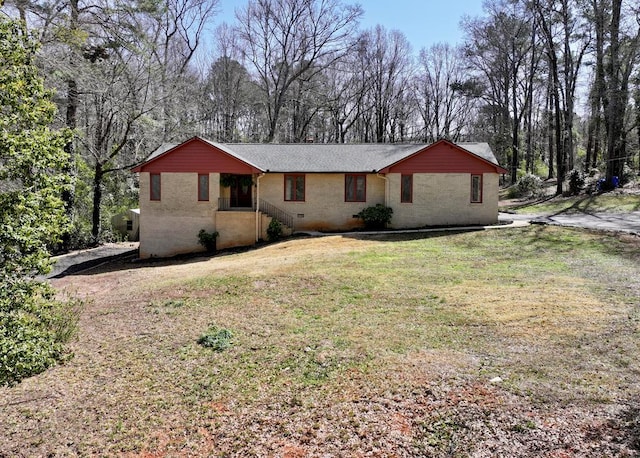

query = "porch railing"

[
  {"left": 258, "top": 199, "right": 294, "bottom": 230},
  {"left": 217, "top": 197, "right": 255, "bottom": 211}
]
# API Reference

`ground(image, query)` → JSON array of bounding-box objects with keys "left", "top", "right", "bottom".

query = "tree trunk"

[
  {"left": 525, "top": 27, "right": 537, "bottom": 174},
  {"left": 91, "top": 163, "right": 103, "bottom": 244},
  {"left": 562, "top": 0, "right": 575, "bottom": 174},
  {"left": 585, "top": 118, "right": 594, "bottom": 171},
  {"left": 592, "top": 115, "right": 601, "bottom": 170},
  {"left": 61, "top": 0, "right": 79, "bottom": 250},
  {"left": 605, "top": 0, "right": 624, "bottom": 184},
  {"left": 636, "top": 87, "right": 640, "bottom": 174},
  {"left": 551, "top": 68, "right": 564, "bottom": 195},
  {"left": 546, "top": 73, "right": 554, "bottom": 179},
  {"left": 266, "top": 98, "right": 282, "bottom": 142},
  {"left": 525, "top": 108, "right": 533, "bottom": 174},
  {"left": 589, "top": 0, "right": 606, "bottom": 172},
  {"left": 510, "top": 58, "right": 520, "bottom": 185}
]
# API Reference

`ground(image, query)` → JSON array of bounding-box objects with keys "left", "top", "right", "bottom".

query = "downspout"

[{"left": 255, "top": 173, "right": 264, "bottom": 242}]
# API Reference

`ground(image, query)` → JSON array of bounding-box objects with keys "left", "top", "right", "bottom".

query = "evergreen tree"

[{"left": 0, "top": 16, "right": 77, "bottom": 386}]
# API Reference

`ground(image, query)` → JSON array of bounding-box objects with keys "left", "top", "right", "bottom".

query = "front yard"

[{"left": 1, "top": 226, "right": 639, "bottom": 456}]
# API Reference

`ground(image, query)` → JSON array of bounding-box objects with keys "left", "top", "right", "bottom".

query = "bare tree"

[
  {"left": 4, "top": 0, "right": 218, "bottom": 244},
  {"left": 415, "top": 43, "right": 481, "bottom": 143},
  {"left": 533, "top": 0, "right": 589, "bottom": 194},
  {"left": 81, "top": 0, "right": 217, "bottom": 239},
  {"left": 601, "top": 0, "right": 640, "bottom": 185},
  {"left": 584, "top": 0, "right": 607, "bottom": 171},
  {"left": 200, "top": 23, "right": 252, "bottom": 142},
  {"left": 635, "top": 74, "right": 640, "bottom": 174},
  {"left": 464, "top": 0, "right": 541, "bottom": 184},
  {"left": 360, "top": 25, "right": 412, "bottom": 143},
  {"left": 203, "top": 55, "right": 251, "bottom": 142},
  {"left": 283, "top": 64, "right": 328, "bottom": 142},
  {"left": 126, "top": 0, "right": 218, "bottom": 140},
  {"left": 80, "top": 52, "right": 152, "bottom": 240},
  {"left": 235, "top": 0, "right": 362, "bottom": 142},
  {"left": 324, "top": 37, "right": 372, "bottom": 143}
]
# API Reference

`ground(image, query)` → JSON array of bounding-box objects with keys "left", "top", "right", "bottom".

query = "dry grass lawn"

[{"left": 1, "top": 226, "right": 639, "bottom": 457}]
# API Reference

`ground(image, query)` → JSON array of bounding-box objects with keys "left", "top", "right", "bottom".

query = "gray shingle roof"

[
  {"left": 457, "top": 142, "right": 499, "bottom": 165},
  {"left": 142, "top": 138, "right": 502, "bottom": 173},
  {"left": 207, "top": 141, "right": 429, "bottom": 173},
  {"left": 146, "top": 143, "right": 179, "bottom": 162}
]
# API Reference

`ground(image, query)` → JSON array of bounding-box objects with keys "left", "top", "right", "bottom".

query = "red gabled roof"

[
  {"left": 379, "top": 139, "right": 508, "bottom": 174},
  {"left": 132, "top": 137, "right": 507, "bottom": 175},
  {"left": 131, "top": 137, "right": 262, "bottom": 174}
]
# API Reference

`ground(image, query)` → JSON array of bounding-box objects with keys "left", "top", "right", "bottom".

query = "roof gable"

[
  {"left": 131, "top": 137, "right": 261, "bottom": 174},
  {"left": 381, "top": 139, "right": 507, "bottom": 174}
]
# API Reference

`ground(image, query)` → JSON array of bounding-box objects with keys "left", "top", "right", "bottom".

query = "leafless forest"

[{"left": 2, "top": 0, "right": 639, "bottom": 243}]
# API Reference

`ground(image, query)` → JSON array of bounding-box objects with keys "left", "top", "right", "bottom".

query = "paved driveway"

[
  {"left": 500, "top": 211, "right": 640, "bottom": 235},
  {"left": 47, "top": 242, "right": 139, "bottom": 278}
]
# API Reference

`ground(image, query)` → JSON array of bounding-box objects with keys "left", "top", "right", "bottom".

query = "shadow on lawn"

[
  {"left": 554, "top": 194, "right": 640, "bottom": 216},
  {"left": 502, "top": 194, "right": 557, "bottom": 212},
  {"left": 506, "top": 190, "right": 640, "bottom": 216},
  {"left": 50, "top": 240, "right": 275, "bottom": 278},
  {"left": 341, "top": 228, "right": 485, "bottom": 243},
  {"left": 551, "top": 195, "right": 604, "bottom": 216}
]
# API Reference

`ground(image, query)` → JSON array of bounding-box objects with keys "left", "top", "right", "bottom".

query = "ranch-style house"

[{"left": 132, "top": 137, "right": 507, "bottom": 258}]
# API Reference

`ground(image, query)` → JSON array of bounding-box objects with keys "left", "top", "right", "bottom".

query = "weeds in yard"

[{"left": 197, "top": 326, "right": 233, "bottom": 352}]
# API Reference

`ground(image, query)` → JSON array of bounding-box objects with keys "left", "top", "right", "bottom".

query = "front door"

[{"left": 230, "top": 175, "right": 253, "bottom": 208}]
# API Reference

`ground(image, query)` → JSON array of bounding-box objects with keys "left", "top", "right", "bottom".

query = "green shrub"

[
  {"left": 356, "top": 204, "right": 393, "bottom": 229},
  {"left": 0, "top": 286, "right": 80, "bottom": 386},
  {"left": 266, "top": 218, "right": 283, "bottom": 242},
  {"left": 505, "top": 185, "right": 519, "bottom": 199},
  {"left": 0, "top": 17, "right": 79, "bottom": 386},
  {"left": 197, "top": 326, "right": 233, "bottom": 352},
  {"left": 197, "top": 229, "right": 219, "bottom": 252},
  {"left": 514, "top": 173, "right": 544, "bottom": 198}
]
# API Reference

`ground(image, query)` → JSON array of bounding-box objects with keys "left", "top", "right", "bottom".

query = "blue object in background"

[{"left": 611, "top": 176, "right": 619, "bottom": 188}]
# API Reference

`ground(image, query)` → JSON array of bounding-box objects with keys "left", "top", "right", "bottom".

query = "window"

[
  {"left": 150, "top": 173, "right": 161, "bottom": 201},
  {"left": 401, "top": 174, "right": 413, "bottom": 203},
  {"left": 345, "top": 174, "right": 366, "bottom": 202},
  {"left": 285, "top": 174, "right": 305, "bottom": 201},
  {"left": 198, "top": 174, "right": 209, "bottom": 201},
  {"left": 471, "top": 174, "right": 483, "bottom": 203},
  {"left": 126, "top": 220, "right": 133, "bottom": 231}
]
